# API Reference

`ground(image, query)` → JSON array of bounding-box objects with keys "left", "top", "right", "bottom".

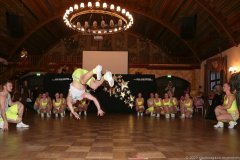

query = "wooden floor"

[{"left": 0, "top": 110, "right": 239, "bottom": 160}]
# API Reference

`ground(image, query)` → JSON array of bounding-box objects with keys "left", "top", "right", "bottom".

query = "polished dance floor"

[{"left": 0, "top": 110, "right": 239, "bottom": 160}]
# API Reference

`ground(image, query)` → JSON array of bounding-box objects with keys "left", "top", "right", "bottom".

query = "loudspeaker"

[
  {"left": 6, "top": 12, "right": 24, "bottom": 38},
  {"left": 180, "top": 15, "right": 197, "bottom": 40}
]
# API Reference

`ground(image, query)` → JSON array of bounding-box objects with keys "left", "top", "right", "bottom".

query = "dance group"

[
  {"left": 0, "top": 64, "right": 240, "bottom": 131},
  {"left": 135, "top": 74, "right": 240, "bottom": 129},
  {"left": 135, "top": 92, "right": 193, "bottom": 119}
]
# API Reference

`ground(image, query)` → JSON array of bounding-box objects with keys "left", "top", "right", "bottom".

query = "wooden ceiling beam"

[
  {"left": 8, "top": 13, "right": 63, "bottom": 59},
  {"left": 195, "top": 0, "right": 237, "bottom": 46},
  {"left": 9, "top": 2, "right": 201, "bottom": 63}
]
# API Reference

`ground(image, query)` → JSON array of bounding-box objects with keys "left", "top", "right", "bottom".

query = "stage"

[{"left": 0, "top": 111, "right": 239, "bottom": 160}]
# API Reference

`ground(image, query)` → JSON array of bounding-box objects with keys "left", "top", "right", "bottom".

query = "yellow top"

[
  {"left": 34, "top": 97, "right": 40, "bottom": 106},
  {"left": 171, "top": 98, "right": 177, "bottom": 106},
  {"left": 136, "top": 98, "right": 144, "bottom": 106},
  {"left": 163, "top": 99, "right": 171, "bottom": 107},
  {"left": 72, "top": 68, "right": 94, "bottom": 86},
  {"left": 80, "top": 99, "right": 87, "bottom": 105},
  {"left": 154, "top": 98, "right": 162, "bottom": 107},
  {"left": 184, "top": 99, "right": 192, "bottom": 108},
  {"left": 223, "top": 95, "right": 238, "bottom": 113},
  {"left": 41, "top": 99, "right": 48, "bottom": 107},
  {"left": 53, "top": 99, "right": 62, "bottom": 108},
  {"left": 61, "top": 98, "right": 66, "bottom": 104}
]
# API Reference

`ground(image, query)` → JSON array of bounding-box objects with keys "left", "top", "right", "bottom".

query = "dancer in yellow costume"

[
  {"left": 146, "top": 93, "right": 155, "bottom": 116},
  {"left": 153, "top": 93, "right": 162, "bottom": 118},
  {"left": 39, "top": 93, "right": 52, "bottom": 118},
  {"left": 135, "top": 92, "right": 145, "bottom": 116},
  {"left": 168, "top": 91, "right": 178, "bottom": 118},
  {"left": 214, "top": 83, "right": 239, "bottom": 129},
  {"left": 0, "top": 80, "right": 29, "bottom": 131},
  {"left": 78, "top": 98, "right": 90, "bottom": 116},
  {"left": 52, "top": 92, "right": 64, "bottom": 118},
  {"left": 180, "top": 93, "right": 193, "bottom": 118},
  {"left": 67, "top": 65, "right": 114, "bottom": 119},
  {"left": 162, "top": 93, "right": 172, "bottom": 118},
  {"left": 60, "top": 93, "right": 67, "bottom": 116}
]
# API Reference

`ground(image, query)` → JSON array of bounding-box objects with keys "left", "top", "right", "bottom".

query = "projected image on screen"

[{"left": 83, "top": 51, "right": 128, "bottom": 74}]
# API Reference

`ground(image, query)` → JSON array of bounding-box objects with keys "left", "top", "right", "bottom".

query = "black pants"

[{"left": 205, "top": 105, "right": 217, "bottom": 120}]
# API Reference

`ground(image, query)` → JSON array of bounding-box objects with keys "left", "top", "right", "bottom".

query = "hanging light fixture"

[{"left": 63, "top": 1, "right": 134, "bottom": 35}]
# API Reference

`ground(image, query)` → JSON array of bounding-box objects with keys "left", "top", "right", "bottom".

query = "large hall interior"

[{"left": 0, "top": 0, "right": 240, "bottom": 159}]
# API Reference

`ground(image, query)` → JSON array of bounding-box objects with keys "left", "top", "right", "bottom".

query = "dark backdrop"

[{"left": 43, "top": 74, "right": 156, "bottom": 113}]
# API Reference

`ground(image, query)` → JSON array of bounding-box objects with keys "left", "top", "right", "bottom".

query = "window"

[{"left": 210, "top": 71, "right": 223, "bottom": 90}]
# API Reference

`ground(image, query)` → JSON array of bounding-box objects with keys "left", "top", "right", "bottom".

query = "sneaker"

[
  {"left": 156, "top": 114, "right": 160, "bottom": 118},
  {"left": 47, "top": 113, "right": 50, "bottom": 118},
  {"left": 94, "top": 65, "right": 102, "bottom": 80},
  {"left": 214, "top": 121, "right": 224, "bottom": 128},
  {"left": 151, "top": 113, "right": 155, "bottom": 117},
  {"left": 16, "top": 122, "right": 29, "bottom": 128},
  {"left": 171, "top": 113, "right": 175, "bottom": 118},
  {"left": 141, "top": 113, "right": 143, "bottom": 116},
  {"left": 61, "top": 113, "right": 64, "bottom": 118},
  {"left": 228, "top": 121, "right": 237, "bottom": 129},
  {"left": 180, "top": 114, "right": 185, "bottom": 119},
  {"left": 165, "top": 114, "right": 170, "bottom": 119},
  {"left": 0, "top": 121, "right": 3, "bottom": 129},
  {"left": 104, "top": 71, "right": 114, "bottom": 87},
  {"left": 84, "top": 111, "right": 87, "bottom": 116},
  {"left": 137, "top": 112, "right": 140, "bottom": 116},
  {"left": 41, "top": 113, "right": 44, "bottom": 118},
  {"left": 55, "top": 113, "right": 58, "bottom": 118}
]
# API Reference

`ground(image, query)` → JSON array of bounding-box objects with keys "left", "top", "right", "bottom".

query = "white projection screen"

[{"left": 82, "top": 51, "right": 128, "bottom": 74}]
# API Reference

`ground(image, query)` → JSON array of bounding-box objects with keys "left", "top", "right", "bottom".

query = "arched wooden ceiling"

[{"left": 0, "top": 0, "right": 240, "bottom": 64}]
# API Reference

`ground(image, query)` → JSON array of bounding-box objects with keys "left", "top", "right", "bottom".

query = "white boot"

[
  {"left": 180, "top": 114, "right": 185, "bottom": 119},
  {"left": 137, "top": 112, "right": 140, "bottom": 116},
  {"left": 47, "top": 113, "right": 50, "bottom": 118},
  {"left": 61, "top": 113, "right": 64, "bottom": 117},
  {"left": 165, "top": 114, "right": 170, "bottom": 119},
  {"left": 41, "top": 113, "right": 44, "bottom": 118},
  {"left": 104, "top": 71, "right": 114, "bottom": 87},
  {"left": 93, "top": 65, "right": 102, "bottom": 80},
  {"left": 55, "top": 113, "right": 58, "bottom": 118},
  {"left": 151, "top": 113, "right": 155, "bottom": 117},
  {"left": 156, "top": 114, "right": 160, "bottom": 118},
  {"left": 214, "top": 121, "right": 224, "bottom": 128},
  {"left": 16, "top": 122, "right": 29, "bottom": 128},
  {"left": 79, "top": 112, "right": 82, "bottom": 116},
  {"left": 171, "top": 113, "right": 175, "bottom": 118},
  {"left": 84, "top": 111, "right": 87, "bottom": 116},
  {"left": 228, "top": 121, "right": 237, "bottom": 129},
  {"left": 141, "top": 112, "right": 143, "bottom": 116}
]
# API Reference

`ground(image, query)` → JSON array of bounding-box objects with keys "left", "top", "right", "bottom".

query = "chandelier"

[{"left": 63, "top": 1, "right": 134, "bottom": 35}]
